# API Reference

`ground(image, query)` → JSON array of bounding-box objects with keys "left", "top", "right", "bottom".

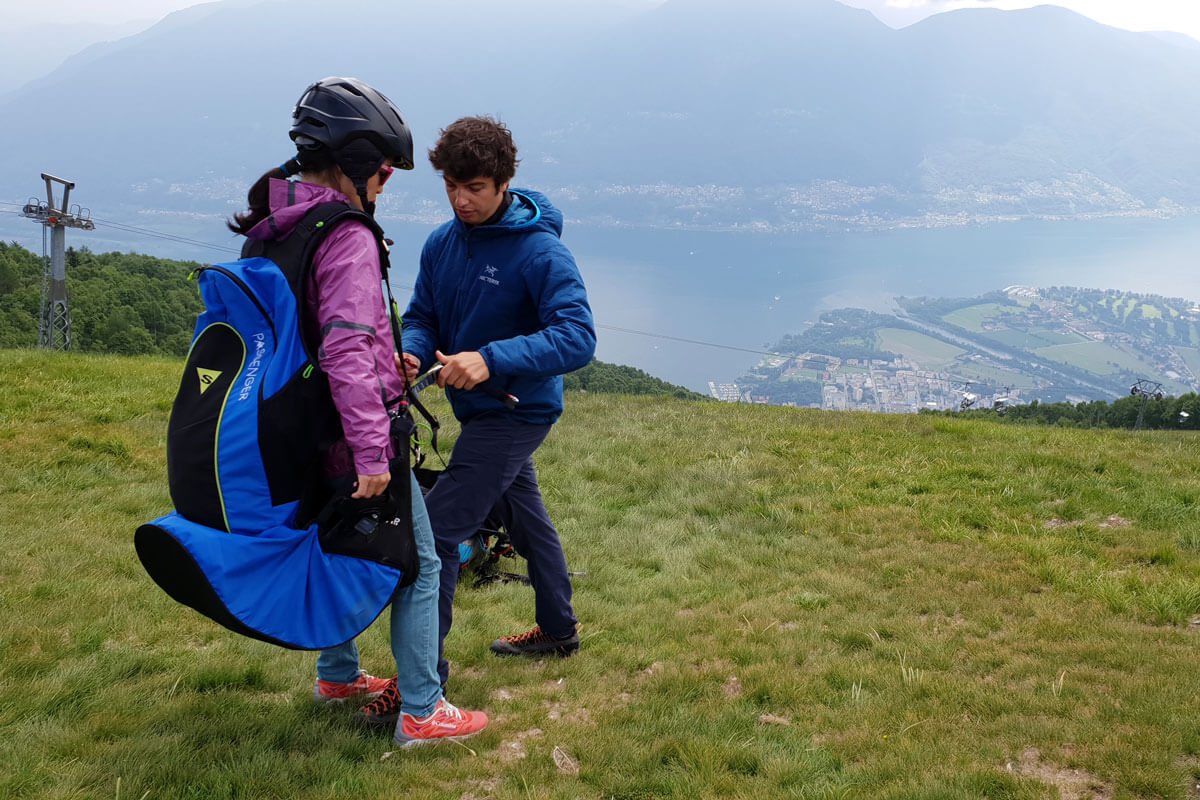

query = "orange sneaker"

[
  {"left": 313, "top": 670, "right": 392, "bottom": 703},
  {"left": 393, "top": 698, "right": 489, "bottom": 748}
]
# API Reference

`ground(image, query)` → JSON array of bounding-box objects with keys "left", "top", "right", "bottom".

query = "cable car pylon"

[{"left": 21, "top": 174, "right": 94, "bottom": 350}]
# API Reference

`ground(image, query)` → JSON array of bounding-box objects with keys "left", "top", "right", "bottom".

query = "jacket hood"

[
  {"left": 245, "top": 179, "right": 352, "bottom": 241},
  {"left": 454, "top": 188, "right": 563, "bottom": 240}
]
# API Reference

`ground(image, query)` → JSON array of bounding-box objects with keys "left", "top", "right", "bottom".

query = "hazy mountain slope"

[
  {"left": 897, "top": 6, "right": 1200, "bottom": 206},
  {"left": 2, "top": 0, "right": 1198, "bottom": 232}
]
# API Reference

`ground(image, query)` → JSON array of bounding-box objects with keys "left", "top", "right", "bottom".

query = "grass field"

[
  {"left": 950, "top": 363, "right": 1039, "bottom": 390},
  {"left": 940, "top": 304, "right": 1019, "bottom": 333},
  {"left": 979, "top": 330, "right": 1086, "bottom": 351},
  {"left": 1035, "top": 341, "right": 1160, "bottom": 376},
  {"left": 3, "top": 350, "right": 1200, "bottom": 799},
  {"left": 875, "top": 328, "right": 964, "bottom": 370},
  {"left": 1178, "top": 347, "right": 1200, "bottom": 380}
]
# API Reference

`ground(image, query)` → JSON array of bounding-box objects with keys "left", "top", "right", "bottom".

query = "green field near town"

[
  {"left": 980, "top": 329, "right": 1087, "bottom": 350},
  {"left": 1178, "top": 347, "right": 1200, "bottom": 379},
  {"left": 951, "top": 362, "right": 1040, "bottom": 390},
  {"left": 1035, "top": 341, "right": 1160, "bottom": 376},
  {"left": 940, "top": 303, "right": 1020, "bottom": 332},
  {"left": 876, "top": 328, "right": 964, "bottom": 370}
]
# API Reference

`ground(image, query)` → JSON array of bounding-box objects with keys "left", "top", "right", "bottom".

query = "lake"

[
  {"left": 4, "top": 209, "right": 1199, "bottom": 394},
  {"left": 557, "top": 215, "right": 1200, "bottom": 392}
]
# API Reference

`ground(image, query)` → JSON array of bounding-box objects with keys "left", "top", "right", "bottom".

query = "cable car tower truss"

[{"left": 22, "top": 174, "right": 94, "bottom": 350}]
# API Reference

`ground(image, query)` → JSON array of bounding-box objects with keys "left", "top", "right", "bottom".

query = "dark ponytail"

[
  {"left": 227, "top": 162, "right": 293, "bottom": 235},
  {"left": 227, "top": 150, "right": 336, "bottom": 235}
]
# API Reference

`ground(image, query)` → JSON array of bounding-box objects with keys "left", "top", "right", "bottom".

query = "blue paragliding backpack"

[{"left": 134, "top": 200, "right": 418, "bottom": 650}]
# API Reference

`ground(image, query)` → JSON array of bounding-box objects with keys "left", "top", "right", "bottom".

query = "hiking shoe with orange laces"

[
  {"left": 354, "top": 676, "right": 401, "bottom": 729},
  {"left": 313, "top": 670, "right": 391, "bottom": 704},
  {"left": 489, "top": 625, "right": 580, "bottom": 657},
  {"left": 393, "top": 698, "right": 489, "bottom": 748}
]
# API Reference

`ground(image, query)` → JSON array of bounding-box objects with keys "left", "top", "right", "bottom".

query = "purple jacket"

[{"left": 246, "top": 179, "right": 403, "bottom": 477}]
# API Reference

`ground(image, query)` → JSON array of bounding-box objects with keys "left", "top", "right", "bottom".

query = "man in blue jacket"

[{"left": 400, "top": 116, "right": 596, "bottom": 690}]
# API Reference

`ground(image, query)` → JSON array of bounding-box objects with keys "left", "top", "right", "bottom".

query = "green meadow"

[
  {"left": 1033, "top": 341, "right": 1155, "bottom": 376},
  {"left": 2, "top": 349, "right": 1200, "bottom": 799},
  {"left": 875, "top": 329, "right": 964, "bottom": 371},
  {"left": 939, "top": 304, "right": 1020, "bottom": 333}
]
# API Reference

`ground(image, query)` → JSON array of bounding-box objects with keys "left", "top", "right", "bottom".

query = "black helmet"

[
  {"left": 290, "top": 76, "right": 414, "bottom": 172},
  {"left": 289, "top": 77, "right": 414, "bottom": 216}
]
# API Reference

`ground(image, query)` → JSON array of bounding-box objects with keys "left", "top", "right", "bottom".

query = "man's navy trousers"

[{"left": 425, "top": 412, "right": 577, "bottom": 686}]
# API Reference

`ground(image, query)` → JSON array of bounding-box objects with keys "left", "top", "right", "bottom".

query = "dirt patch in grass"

[
  {"left": 1006, "top": 747, "right": 1113, "bottom": 799},
  {"left": 545, "top": 701, "right": 594, "bottom": 725},
  {"left": 458, "top": 776, "right": 503, "bottom": 800},
  {"left": 497, "top": 728, "right": 544, "bottom": 764},
  {"left": 489, "top": 678, "right": 565, "bottom": 704},
  {"left": 919, "top": 611, "right": 968, "bottom": 632},
  {"left": 758, "top": 713, "right": 791, "bottom": 726},
  {"left": 1182, "top": 758, "right": 1200, "bottom": 799},
  {"left": 1045, "top": 514, "right": 1130, "bottom": 530}
]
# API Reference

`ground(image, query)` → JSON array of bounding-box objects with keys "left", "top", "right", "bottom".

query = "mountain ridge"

[{"left": 2, "top": 0, "right": 1198, "bottom": 241}]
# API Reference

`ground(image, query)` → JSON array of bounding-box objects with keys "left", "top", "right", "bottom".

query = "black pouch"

[{"left": 316, "top": 470, "right": 418, "bottom": 587}]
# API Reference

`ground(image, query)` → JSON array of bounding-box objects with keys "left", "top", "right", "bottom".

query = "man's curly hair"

[{"left": 428, "top": 116, "right": 519, "bottom": 185}]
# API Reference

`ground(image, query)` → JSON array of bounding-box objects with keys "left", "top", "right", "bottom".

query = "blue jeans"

[
  {"left": 425, "top": 413, "right": 577, "bottom": 687},
  {"left": 316, "top": 470, "right": 442, "bottom": 718}
]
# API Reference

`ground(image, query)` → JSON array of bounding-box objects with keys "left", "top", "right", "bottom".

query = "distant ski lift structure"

[
  {"left": 956, "top": 382, "right": 978, "bottom": 411},
  {"left": 992, "top": 386, "right": 1012, "bottom": 416},
  {"left": 21, "top": 174, "right": 95, "bottom": 350},
  {"left": 956, "top": 381, "right": 1012, "bottom": 415},
  {"left": 1129, "top": 379, "right": 1165, "bottom": 431}
]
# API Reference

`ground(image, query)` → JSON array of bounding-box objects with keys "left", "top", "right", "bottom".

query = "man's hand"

[
  {"left": 352, "top": 472, "right": 390, "bottom": 499},
  {"left": 435, "top": 349, "right": 490, "bottom": 390},
  {"left": 396, "top": 352, "right": 420, "bottom": 382}
]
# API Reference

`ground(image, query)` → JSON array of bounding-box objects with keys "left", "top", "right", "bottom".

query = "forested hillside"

[
  {"left": 563, "top": 360, "right": 706, "bottom": 400},
  {"left": 0, "top": 243, "right": 702, "bottom": 399},
  {"left": 0, "top": 242, "right": 202, "bottom": 354},
  {"left": 927, "top": 393, "right": 1200, "bottom": 430}
]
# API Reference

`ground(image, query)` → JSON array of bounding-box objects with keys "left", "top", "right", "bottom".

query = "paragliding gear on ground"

[
  {"left": 403, "top": 368, "right": 529, "bottom": 587},
  {"left": 411, "top": 455, "right": 585, "bottom": 590},
  {"left": 135, "top": 200, "right": 421, "bottom": 650},
  {"left": 290, "top": 76, "right": 414, "bottom": 215},
  {"left": 412, "top": 466, "right": 525, "bottom": 587}
]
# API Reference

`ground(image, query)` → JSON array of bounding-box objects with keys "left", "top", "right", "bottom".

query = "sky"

[
  {"left": 837, "top": 0, "right": 1200, "bottom": 41},
  {"left": 4, "top": 0, "right": 1200, "bottom": 41}
]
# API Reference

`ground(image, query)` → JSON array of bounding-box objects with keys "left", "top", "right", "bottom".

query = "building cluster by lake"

[{"left": 710, "top": 354, "right": 1017, "bottom": 413}]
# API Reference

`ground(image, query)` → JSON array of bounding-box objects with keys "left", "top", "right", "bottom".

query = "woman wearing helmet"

[{"left": 229, "top": 77, "right": 487, "bottom": 748}]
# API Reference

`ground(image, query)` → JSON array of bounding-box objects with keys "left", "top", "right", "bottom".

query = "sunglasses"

[{"left": 377, "top": 165, "right": 394, "bottom": 186}]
